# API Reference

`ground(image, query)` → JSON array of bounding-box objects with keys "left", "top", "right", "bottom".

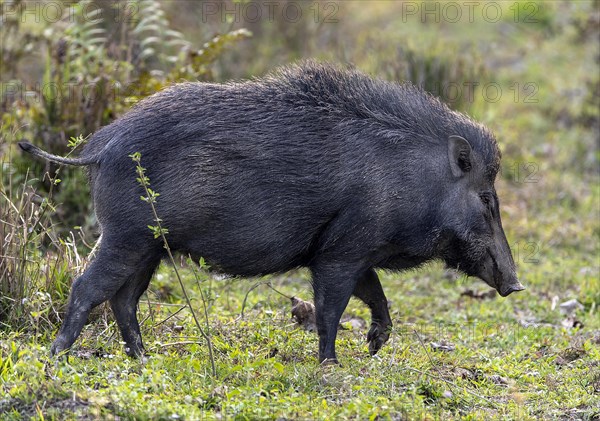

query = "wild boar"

[{"left": 20, "top": 61, "right": 524, "bottom": 364}]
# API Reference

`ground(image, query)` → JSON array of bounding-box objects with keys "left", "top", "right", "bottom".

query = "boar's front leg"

[
  {"left": 310, "top": 260, "right": 366, "bottom": 364},
  {"left": 352, "top": 268, "right": 392, "bottom": 355}
]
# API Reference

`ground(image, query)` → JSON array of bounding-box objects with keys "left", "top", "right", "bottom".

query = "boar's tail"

[{"left": 18, "top": 142, "right": 98, "bottom": 166}]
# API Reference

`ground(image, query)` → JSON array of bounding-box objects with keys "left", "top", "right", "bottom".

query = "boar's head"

[{"left": 438, "top": 134, "right": 524, "bottom": 297}]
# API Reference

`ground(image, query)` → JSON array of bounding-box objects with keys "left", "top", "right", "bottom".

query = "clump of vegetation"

[{"left": 0, "top": 139, "right": 77, "bottom": 331}]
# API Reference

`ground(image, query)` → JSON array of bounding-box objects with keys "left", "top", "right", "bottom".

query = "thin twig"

[
  {"left": 76, "top": 227, "right": 94, "bottom": 250},
  {"left": 412, "top": 329, "right": 498, "bottom": 407},
  {"left": 145, "top": 301, "right": 187, "bottom": 307},
  {"left": 153, "top": 341, "right": 204, "bottom": 349},
  {"left": 412, "top": 329, "right": 458, "bottom": 398},
  {"left": 150, "top": 305, "right": 187, "bottom": 329},
  {"left": 189, "top": 258, "right": 217, "bottom": 373},
  {"left": 265, "top": 282, "right": 292, "bottom": 299},
  {"left": 239, "top": 281, "right": 292, "bottom": 319},
  {"left": 239, "top": 281, "right": 269, "bottom": 318},
  {"left": 404, "top": 366, "right": 497, "bottom": 405}
]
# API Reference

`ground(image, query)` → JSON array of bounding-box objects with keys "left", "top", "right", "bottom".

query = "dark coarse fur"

[{"left": 20, "top": 61, "right": 522, "bottom": 363}]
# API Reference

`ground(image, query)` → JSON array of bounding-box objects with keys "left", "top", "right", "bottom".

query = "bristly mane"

[{"left": 266, "top": 61, "right": 501, "bottom": 178}]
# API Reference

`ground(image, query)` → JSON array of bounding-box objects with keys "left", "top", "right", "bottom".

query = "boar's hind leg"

[
  {"left": 50, "top": 240, "right": 159, "bottom": 357},
  {"left": 311, "top": 260, "right": 365, "bottom": 364},
  {"left": 109, "top": 255, "right": 161, "bottom": 357},
  {"left": 352, "top": 268, "right": 392, "bottom": 355}
]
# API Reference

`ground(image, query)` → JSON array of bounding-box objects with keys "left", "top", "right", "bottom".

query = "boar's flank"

[{"left": 19, "top": 61, "right": 524, "bottom": 364}]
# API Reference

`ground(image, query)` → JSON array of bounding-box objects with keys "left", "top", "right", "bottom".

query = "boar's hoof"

[
  {"left": 50, "top": 337, "right": 70, "bottom": 358},
  {"left": 124, "top": 345, "right": 145, "bottom": 358},
  {"left": 320, "top": 357, "right": 340, "bottom": 366},
  {"left": 367, "top": 322, "right": 391, "bottom": 355}
]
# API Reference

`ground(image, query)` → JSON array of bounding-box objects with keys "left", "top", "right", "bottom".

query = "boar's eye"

[{"left": 479, "top": 192, "right": 492, "bottom": 207}]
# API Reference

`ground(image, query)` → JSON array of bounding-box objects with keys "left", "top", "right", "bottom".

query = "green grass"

[
  {"left": 1, "top": 261, "right": 598, "bottom": 420},
  {"left": 1, "top": 1, "right": 599, "bottom": 419}
]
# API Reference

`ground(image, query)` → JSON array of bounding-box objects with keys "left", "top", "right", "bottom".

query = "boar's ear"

[{"left": 448, "top": 135, "right": 472, "bottom": 177}]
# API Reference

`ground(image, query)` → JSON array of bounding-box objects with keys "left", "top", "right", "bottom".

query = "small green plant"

[{"left": 130, "top": 152, "right": 216, "bottom": 377}]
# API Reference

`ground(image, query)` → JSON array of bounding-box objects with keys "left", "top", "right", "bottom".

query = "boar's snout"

[
  {"left": 478, "top": 252, "right": 525, "bottom": 297},
  {"left": 499, "top": 281, "right": 525, "bottom": 297},
  {"left": 478, "top": 236, "right": 525, "bottom": 297},
  {"left": 472, "top": 197, "right": 526, "bottom": 297}
]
